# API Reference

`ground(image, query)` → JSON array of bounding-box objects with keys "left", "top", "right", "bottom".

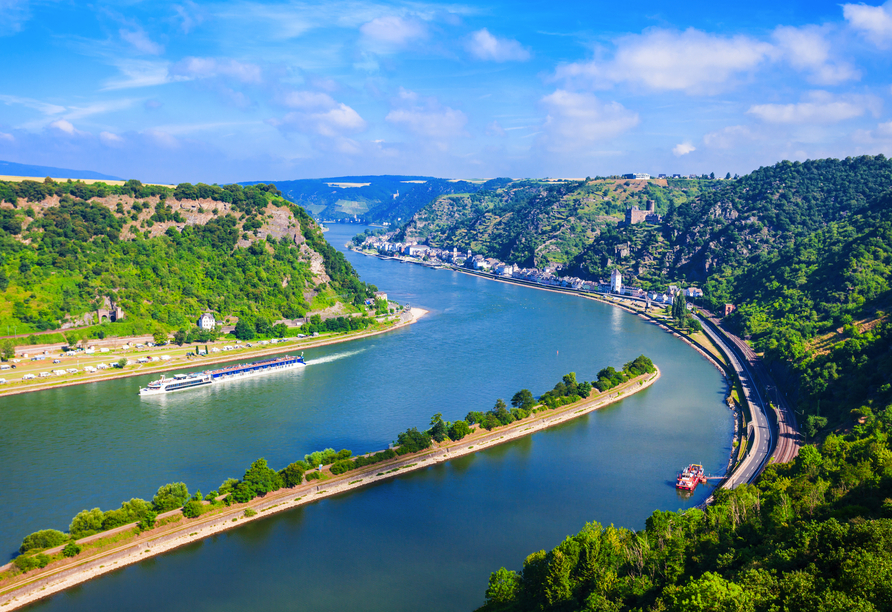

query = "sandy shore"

[
  {"left": 0, "top": 366, "right": 656, "bottom": 610},
  {"left": 0, "top": 309, "right": 428, "bottom": 399}
]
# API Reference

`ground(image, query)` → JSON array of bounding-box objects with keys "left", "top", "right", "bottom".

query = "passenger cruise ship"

[{"left": 139, "top": 354, "right": 305, "bottom": 396}]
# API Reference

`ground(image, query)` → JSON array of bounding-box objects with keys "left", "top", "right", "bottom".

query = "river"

[{"left": 5, "top": 224, "right": 733, "bottom": 611}]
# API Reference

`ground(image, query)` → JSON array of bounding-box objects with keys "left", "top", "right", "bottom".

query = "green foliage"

[
  {"left": 231, "top": 458, "right": 284, "bottom": 503},
  {"left": 396, "top": 427, "right": 432, "bottom": 454},
  {"left": 448, "top": 420, "right": 471, "bottom": 441},
  {"left": 19, "top": 529, "right": 67, "bottom": 554},
  {"left": 511, "top": 389, "right": 536, "bottom": 410},
  {"left": 0, "top": 179, "right": 375, "bottom": 335},
  {"left": 152, "top": 482, "right": 190, "bottom": 513},
  {"left": 181, "top": 499, "right": 203, "bottom": 519},
  {"left": 13, "top": 553, "right": 50, "bottom": 573},
  {"left": 69, "top": 508, "right": 104, "bottom": 539},
  {"left": 477, "top": 404, "right": 892, "bottom": 612},
  {"left": 429, "top": 412, "right": 448, "bottom": 442},
  {"left": 279, "top": 461, "right": 307, "bottom": 487},
  {"left": 62, "top": 542, "right": 81, "bottom": 557}
]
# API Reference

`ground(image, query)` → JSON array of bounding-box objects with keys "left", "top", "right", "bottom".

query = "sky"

[{"left": 1, "top": 0, "right": 892, "bottom": 183}]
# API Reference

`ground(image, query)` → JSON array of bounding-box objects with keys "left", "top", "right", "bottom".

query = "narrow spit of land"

[
  {"left": 0, "top": 308, "right": 427, "bottom": 398},
  {"left": 0, "top": 367, "right": 660, "bottom": 611}
]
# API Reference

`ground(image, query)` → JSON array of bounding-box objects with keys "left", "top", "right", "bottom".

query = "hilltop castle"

[{"left": 625, "top": 200, "right": 662, "bottom": 225}]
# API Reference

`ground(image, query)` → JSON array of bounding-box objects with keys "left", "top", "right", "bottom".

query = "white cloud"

[
  {"left": 466, "top": 29, "right": 530, "bottom": 62},
  {"left": 0, "top": 0, "right": 30, "bottom": 36},
  {"left": 49, "top": 119, "right": 77, "bottom": 135},
  {"left": 0, "top": 94, "right": 65, "bottom": 115},
  {"left": 747, "top": 91, "right": 880, "bottom": 124},
  {"left": 99, "top": 131, "right": 125, "bottom": 146},
  {"left": 271, "top": 90, "right": 366, "bottom": 139},
  {"left": 120, "top": 28, "right": 164, "bottom": 55},
  {"left": 171, "top": 57, "right": 263, "bottom": 83},
  {"left": 143, "top": 128, "right": 179, "bottom": 148},
  {"left": 385, "top": 89, "right": 467, "bottom": 139},
  {"left": 538, "top": 90, "right": 639, "bottom": 151},
  {"left": 360, "top": 15, "right": 427, "bottom": 48},
  {"left": 103, "top": 60, "right": 178, "bottom": 90},
  {"left": 0, "top": 132, "right": 14, "bottom": 142},
  {"left": 772, "top": 25, "right": 859, "bottom": 84},
  {"left": 555, "top": 28, "right": 773, "bottom": 94},
  {"left": 672, "top": 142, "right": 696, "bottom": 156},
  {"left": 843, "top": 2, "right": 892, "bottom": 48},
  {"left": 703, "top": 125, "right": 758, "bottom": 149},
  {"left": 173, "top": 1, "right": 205, "bottom": 34}
]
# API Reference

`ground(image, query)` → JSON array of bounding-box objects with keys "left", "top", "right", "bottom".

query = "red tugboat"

[{"left": 676, "top": 464, "right": 706, "bottom": 491}]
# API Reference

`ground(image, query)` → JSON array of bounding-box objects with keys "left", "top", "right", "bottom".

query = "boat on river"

[
  {"left": 676, "top": 463, "right": 705, "bottom": 491},
  {"left": 139, "top": 354, "right": 305, "bottom": 396}
]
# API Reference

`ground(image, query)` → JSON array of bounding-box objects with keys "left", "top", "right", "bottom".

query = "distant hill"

[
  {"left": 241, "top": 175, "right": 490, "bottom": 224},
  {"left": 0, "top": 160, "right": 121, "bottom": 181}
]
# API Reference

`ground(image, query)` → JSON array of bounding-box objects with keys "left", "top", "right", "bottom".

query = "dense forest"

[
  {"left": 478, "top": 400, "right": 892, "bottom": 612},
  {"left": 0, "top": 178, "right": 377, "bottom": 338}
]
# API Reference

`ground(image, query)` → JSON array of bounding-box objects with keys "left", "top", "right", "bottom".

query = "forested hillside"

[
  {"left": 0, "top": 178, "right": 377, "bottom": 339},
  {"left": 397, "top": 177, "right": 708, "bottom": 269},
  {"left": 242, "top": 175, "right": 489, "bottom": 224},
  {"left": 478, "top": 402, "right": 892, "bottom": 612}
]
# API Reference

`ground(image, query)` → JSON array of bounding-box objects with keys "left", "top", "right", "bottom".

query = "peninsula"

[{"left": 0, "top": 360, "right": 660, "bottom": 610}]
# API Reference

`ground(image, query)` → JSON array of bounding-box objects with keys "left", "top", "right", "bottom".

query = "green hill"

[{"left": 0, "top": 178, "right": 377, "bottom": 342}]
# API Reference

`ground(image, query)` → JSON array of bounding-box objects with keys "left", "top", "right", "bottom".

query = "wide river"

[{"left": 4, "top": 224, "right": 732, "bottom": 611}]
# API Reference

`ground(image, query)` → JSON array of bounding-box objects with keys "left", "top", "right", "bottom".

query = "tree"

[
  {"left": 152, "top": 330, "right": 168, "bottom": 345},
  {"left": 241, "top": 458, "right": 283, "bottom": 497},
  {"left": 234, "top": 319, "right": 255, "bottom": 341},
  {"left": 511, "top": 389, "right": 535, "bottom": 410},
  {"left": 429, "top": 413, "right": 448, "bottom": 442},
  {"left": 182, "top": 499, "right": 203, "bottom": 518},
  {"left": 448, "top": 420, "right": 471, "bottom": 441},
  {"left": 272, "top": 322, "right": 288, "bottom": 337},
  {"left": 20, "top": 529, "right": 67, "bottom": 554},
  {"left": 279, "top": 461, "right": 307, "bottom": 487},
  {"left": 152, "top": 482, "right": 190, "bottom": 512},
  {"left": 672, "top": 292, "right": 687, "bottom": 324},
  {"left": 254, "top": 316, "right": 272, "bottom": 336},
  {"left": 173, "top": 329, "right": 187, "bottom": 345},
  {"left": 116, "top": 357, "right": 127, "bottom": 368},
  {"left": 62, "top": 542, "right": 81, "bottom": 557},
  {"left": 485, "top": 567, "right": 522, "bottom": 605},
  {"left": 69, "top": 508, "right": 104, "bottom": 538},
  {"left": 0, "top": 338, "right": 14, "bottom": 361}
]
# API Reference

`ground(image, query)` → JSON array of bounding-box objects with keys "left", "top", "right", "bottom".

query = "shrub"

[
  {"left": 20, "top": 529, "right": 67, "bottom": 554},
  {"left": 465, "top": 411, "right": 485, "bottom": 425},
  {"left": 448, "top": 420, "right": 471, "bottom": 441},
  {"left": 182, "top": 499, "right": 203, "bottom": 519},
  {"left": 152, "top": 482, "right": 190, "bottom": 512},
  {"left": 330, "top": 459, "right": 356, "bottom": 475},
  {"left": 244, "top": 508, "right": 257, "bottom": 517},
  {"left": 69, "top": 508, "right": 104, "bottom": 539},
  {"left": 13, "top": 555, "right": 40, "bottom": 573},
  {"left": 279, "top": 462, "right": 307, "bottom": 487},
  {"left": 482, "top": 414, "right": 501, "bottom": 430},
  {"left": 396, "top": 427, "right": 432, "bottom": 453},
  {"left": 62, "top": 542, "right": 81, "bottom": 558}
]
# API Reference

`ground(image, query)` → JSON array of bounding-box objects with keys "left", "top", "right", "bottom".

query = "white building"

[
  {"left": 610, "top": 269, "right": 623, "bottom": 293},
  {"left": 198, "top": 312, "right": 216, "bottom": 330}
]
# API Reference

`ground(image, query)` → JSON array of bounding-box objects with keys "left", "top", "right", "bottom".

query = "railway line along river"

[{"left": 3, "top": 224, "right": 734, "bottom": 612}]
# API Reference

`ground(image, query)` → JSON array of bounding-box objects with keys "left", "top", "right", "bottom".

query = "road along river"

[{"left": 4, "top": 224, "right": 733, "bottom": 612}]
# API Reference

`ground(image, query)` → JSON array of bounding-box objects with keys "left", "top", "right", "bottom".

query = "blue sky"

[{"left": 1, "top": 0, "right": 891, "bottom": 183}]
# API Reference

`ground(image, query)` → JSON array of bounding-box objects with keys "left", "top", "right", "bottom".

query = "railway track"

[{"left": 700, "top": 309, "right": 801, "bottom": 467}]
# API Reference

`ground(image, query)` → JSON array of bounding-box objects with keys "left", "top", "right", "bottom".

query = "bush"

[
  {"left": 244, "top": 508, "right": 257, "bottom": 517},
  {"left": 279, "top": 461, "right": 307, "bottom": 487},
  {"left": 465, "top": 411, "right": 485, "bottom": 425},
  {"left": 182, "top": 499, "right": 203, "bottom": 519},
  {"left": 330, "top": 459, "right": 356, "bottom": 475},
  {"left": 396, "top": 427, "right": 432, "bottom": 453},
  {"left": 69, "top": 508, "right": 104, "bottom": 539},
  {"left": 305, "top": 471, "right": 323, "bottom": 481},
  {"left": 62, "top": 542, "right": 81, "bottom": 558},
  {"left": 13, "top": 553, "right": 50, "bottom": 572},
  {"left": 152, "top": 482, "right": 190, "bottom": 512},
  {"left": 448, "top": 420, "right": 471, "bottom": 441},
  {"left": 482, "top": 414, "right": 501, "bottom": 430},
  {"left": 20, "top": 529, "right": 67, "bottom": 554}
]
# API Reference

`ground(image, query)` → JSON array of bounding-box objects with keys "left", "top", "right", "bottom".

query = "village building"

[{"left": 198, "top": 312, "right": 216, "bottom": 330}]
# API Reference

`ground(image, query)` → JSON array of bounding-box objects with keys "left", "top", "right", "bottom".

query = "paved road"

[
  {"left": 696, "top": 314, "right": 774, "bottom": 487},
  {"left": 700, "top": 310, "right": 801, "bottom": 466}
]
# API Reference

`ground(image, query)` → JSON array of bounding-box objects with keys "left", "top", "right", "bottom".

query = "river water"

[{"left": 5, "top": 224, "right": 732, "bottom": 611}]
